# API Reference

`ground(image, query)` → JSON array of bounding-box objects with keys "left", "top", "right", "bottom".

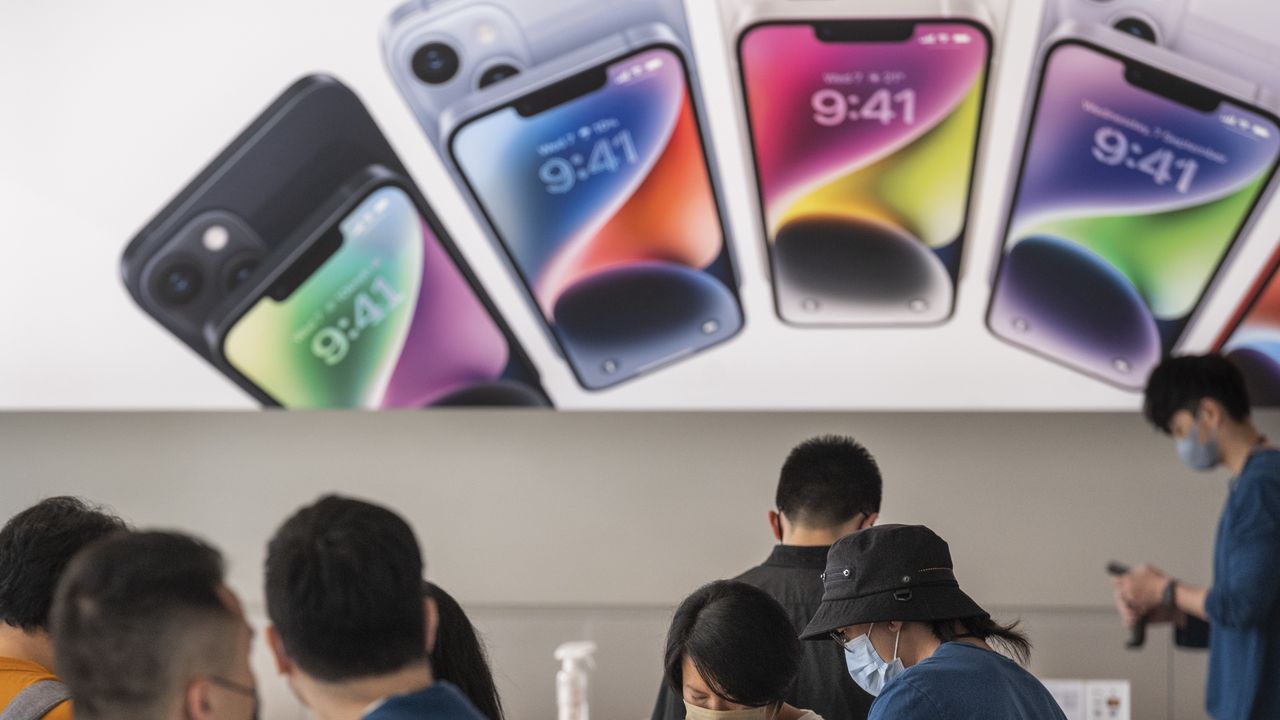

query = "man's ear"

[
  {"left": 185, "top": 677, "right": 215, "bottom": 720},
  {"left": 768, "top": 510, "right": 784, "bottom": 542},
  {"left": 424, "top": 597, "right": 439, "bottom": 656},
  {"left": 265, "top": 626, "right": 293, "bottom": 676},
  {"left": 1200, "top": 398, "right": 1224, "bottom": 432},
  {"left": 861, "top": 512, "right": 879, "bottom": 530}
]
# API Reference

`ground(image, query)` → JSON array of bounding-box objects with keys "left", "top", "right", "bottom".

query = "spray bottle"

[{"left": 555, "top": 641, "right": 597, "bottom": 720}]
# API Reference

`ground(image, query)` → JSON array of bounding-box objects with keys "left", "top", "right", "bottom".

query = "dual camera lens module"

[
  {"left": 411, "top": 42, "right": 520, "bottom": 88},
  {"left": 151, "top": 255, "right": 261, "bottom": 308}
]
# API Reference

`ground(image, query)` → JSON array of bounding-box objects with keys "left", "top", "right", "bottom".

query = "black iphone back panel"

[{"left": 121, "top": 74, "right": 408, "bottom": 362}]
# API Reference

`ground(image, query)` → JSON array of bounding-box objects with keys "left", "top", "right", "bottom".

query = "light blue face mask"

[
  {"left": 1176, "top": 416, "right": 1220, "bottom": 471},
  {"left": 843, "top": 623, "right": 905, "bottom": 697}
]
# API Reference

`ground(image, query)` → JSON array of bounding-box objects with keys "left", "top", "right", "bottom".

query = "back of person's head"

[
  {"left": 265, "top": 495, "right": 426, "bottom": 683},
  {"left": 0, "top": 496, "right": 125, "bottom": 633},
  {"left": 664, "top": 580, "right": 801, "bottom": 711},
  {"left": 52, "top": 531, "right": 254, "bottom": 720},
  {"left": 422, "top": 582, "right": 504, "bottom": 720},
  {"left": 777, "top": 435, "right": 882, "bottom": 529},
  {"left": 1144, "top": 354, "right": 1251, "bottom": 434}
]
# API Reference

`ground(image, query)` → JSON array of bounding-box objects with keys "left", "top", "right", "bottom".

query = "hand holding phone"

[{"left": 1107, "top": 561, "right": 1147, "bottom": 649}]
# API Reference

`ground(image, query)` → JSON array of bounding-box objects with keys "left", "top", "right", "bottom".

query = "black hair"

[
  {"left": 265, "top": 495, "right": 426, "bottom": 682},
  {"left": 776, "top": 435, "right": 882, "bottom": 529},
  {"left": 1143, "top": 354, "right": 1251, "bottom": 434},
  {"left": 0, "top": 497, "right": 126, "bottom": 632},
  {"left": 422, "top": 582, "right": 505, "bottom": 720},
  {"left": 663, "top": 580, "right": 800, "bottom": 709},
  {"left": 51, "top": 531, "right": 239, "bottom": 720},
  {"left": 930, "top": 615, "right": 1032, "bottom": 666}
]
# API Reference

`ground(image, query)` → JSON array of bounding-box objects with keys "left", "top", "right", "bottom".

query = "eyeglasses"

[{"left": 830, "top": 629, "right": 855, "bottom": 653}]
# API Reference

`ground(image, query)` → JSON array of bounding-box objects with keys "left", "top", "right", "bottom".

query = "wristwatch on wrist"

[{"left": 1162, "top": 579, "right": 1178, "bottom": 611}]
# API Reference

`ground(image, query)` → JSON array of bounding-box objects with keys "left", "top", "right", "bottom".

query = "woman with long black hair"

[
  {"left": 422, "top": 582, "right": 505, "bottom": 720},
  {"left": 663, "top": 580, "right": 823, "bottom": 720}
]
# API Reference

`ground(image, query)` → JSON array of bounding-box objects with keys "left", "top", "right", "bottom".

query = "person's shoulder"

[
  {"left": 44, "top": 699, "right": 74, "bottom": 720},
  {"left": 1239, "top": 450, "right": 1280, "bottom": 502},
  {"left": 869, "top": 674, "right": 944, "bottom": 719},
  {"left": 1248, "top": 448, "right": 1280, "bottom": 477},
  {"left": 364, "top": 683, "right": 486, "bottom": 720}
]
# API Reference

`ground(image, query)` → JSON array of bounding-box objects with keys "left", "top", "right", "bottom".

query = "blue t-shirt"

[
  {"left": 868, "top": 643, "right": 1066, "bottom": 720},
  {"left": 363, "top": 682, "right": 487, "bottom": 720},
  {"left": 1203, "top": 448, "right": 1280, "bottom": 720}
]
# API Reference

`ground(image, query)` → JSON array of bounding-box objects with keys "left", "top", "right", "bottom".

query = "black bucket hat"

[{"left": 800, "top": 524, "right": 988, "bottom": 640}]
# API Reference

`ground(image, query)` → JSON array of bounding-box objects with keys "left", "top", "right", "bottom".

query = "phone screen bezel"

[
  {"left": 735, "top": 17, "right": 994, "bottom": 327},
  {"left": 215, "top": 176, "right": 540, "bottom": 408},
  {"left": 986, "top": 37, "right": 1280, "bottom": 390},
  {"left": 446, "top": 41, "right": 741, "bottom": 391}
]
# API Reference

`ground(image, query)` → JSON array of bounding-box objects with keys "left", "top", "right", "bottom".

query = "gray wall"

[{"left": 3, "top": 411, "right": 1259, "bottom": 719}]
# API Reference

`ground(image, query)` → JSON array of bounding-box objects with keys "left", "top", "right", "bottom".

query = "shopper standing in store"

[
  {"left": 1115, "top": 354, "right": 1280, "bottom": 720},
  {"left": 0, "top": 498, "right": 125, "bottom": 720},
  {"left": 651, "top": 435, "right": 881, "bottom": 720}
]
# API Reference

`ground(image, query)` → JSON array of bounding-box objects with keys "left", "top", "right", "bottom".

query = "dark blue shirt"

[
  {"left": 363, "top": 682, "right": 487, "bottom": 720},
  {"left": 867, "top": 643, "right": 1067, "bottom": 720},
  {"left": 1203, "top": 448, "right": 1280, "bottom": 720}
]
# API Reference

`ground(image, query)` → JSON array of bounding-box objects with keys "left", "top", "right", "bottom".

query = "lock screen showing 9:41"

[
  {"left": 989, "top": 41, "right": 1280, "bottom": 388},
  {"left": 739, "top": 20, "right": 989, "bottom": 325},
  {"left": 223, "top": 186, "right": 519, "bottom": 408},
  {"left": 451, "top": 45, "right": 742, "bottom": 390}
]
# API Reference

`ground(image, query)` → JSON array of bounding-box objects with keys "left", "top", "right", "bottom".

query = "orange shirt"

[{"left": 0, "top": 657, "right": 72, "bottom": 720}]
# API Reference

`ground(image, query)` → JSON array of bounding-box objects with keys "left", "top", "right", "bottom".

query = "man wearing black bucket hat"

[{"left": 801, "top": 525, "right": 1066, "bottom": 719}]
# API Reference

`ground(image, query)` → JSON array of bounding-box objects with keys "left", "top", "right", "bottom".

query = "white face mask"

[
  {"left": 843, "top": 623, "right": 906, "bottom": 696},
  {"left": 1176, "top": 415, "right": 1220, "bottom": 471},
  {"left": 683, "top": 701, "right": 773, "bottom": 720}
]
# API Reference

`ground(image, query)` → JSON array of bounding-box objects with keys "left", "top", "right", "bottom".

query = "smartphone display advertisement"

[
  {"left": 989, "top": 41, "right": 1280, "bottom": 388},
  {"left": 221, "top": 184, "right": 546, "bottom": 408},
  {"left": 739, "top": 20, "right": 991, "bottom": 325},
  {"left": 450, "top": 45, "right": 743, "bottom": 391}
]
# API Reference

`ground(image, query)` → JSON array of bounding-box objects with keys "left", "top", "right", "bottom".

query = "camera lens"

[
  {"left": 478, "top": 63, "right": 520, "bottom": 89},
  {"left": 224, "top": 257, "right": 260, "bottom": 292},
  {"left": 1113, "top": 16, "right": 1157, "bottom": 44},
  {"left": 152, "top": 261, "right": 203, "bottom": 307},
  {"left": 412, "top": 42, "right": 461, "bottom": 85}
]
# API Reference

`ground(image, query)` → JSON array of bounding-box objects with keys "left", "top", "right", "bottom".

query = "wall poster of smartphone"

[
  {"left": 988, "top": 39, "right": 1280, "bottom": 389},
  {"left": 121, "top": 76, "right": 409, "bottom": 366},
  {"left": 738, "top": 18, "right": 992, "bottom": 325},
  {"left": 208, "top": 168, "right": 550, "bottom": 409},
  {"left": 448, "top": 43, "right": 743, "bottom": 391},
  {"left": 1215, "top": 244, "right": 1280, "bottom": 405}
]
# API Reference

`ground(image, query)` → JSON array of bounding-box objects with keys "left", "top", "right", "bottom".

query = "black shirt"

[{"left": 651, "top": 545, "right": 874, "bottom": 720}]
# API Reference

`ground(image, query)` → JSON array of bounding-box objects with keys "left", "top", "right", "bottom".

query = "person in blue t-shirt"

[
  {"left": 263, "top": 495, "right": 486, "bottom": 720},
  {"left": 1115, "top": 354, "right": 1280, "bottom": 720},
  {"left": 800, "top": 525, "right": 1067, "bottom": 720}
]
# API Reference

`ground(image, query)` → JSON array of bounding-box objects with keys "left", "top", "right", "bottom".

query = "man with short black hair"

[
  {"left": 1115, "top": 354, "right": 1280, "bottom": 720},
  {"left": 652, "top": 435, "right": 883, "bottom": 720},
  {"left": 264, "top": 495, "right": 484, "bottom": 720},
  {"left": 51, "top": 531, "right": 257, "bottom": 720},
  {"left": 0, "top": 497, "right": 125, "bottom": 720}
]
